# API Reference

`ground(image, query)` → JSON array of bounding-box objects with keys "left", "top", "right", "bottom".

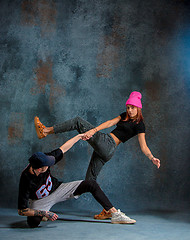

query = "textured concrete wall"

[{"left": 0, "top": 0, "right": 190, "bottom": 212}]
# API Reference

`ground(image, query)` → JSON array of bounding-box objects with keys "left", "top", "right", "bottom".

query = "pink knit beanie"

[{"left": 126, "top": 91, "right": 142, "bottom": 108}]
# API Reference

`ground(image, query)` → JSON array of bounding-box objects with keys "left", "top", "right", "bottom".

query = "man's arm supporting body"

[{"left": 18, "top": 208, "right": 58, "bottom": 221}]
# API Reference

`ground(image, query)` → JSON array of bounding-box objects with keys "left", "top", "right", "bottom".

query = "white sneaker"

[{"left": 111, "top": 209, "right": 136, "bottom": 224}]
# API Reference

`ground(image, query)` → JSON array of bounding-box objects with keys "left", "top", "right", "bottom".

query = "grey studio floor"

[{"left": 0, "top": 208, "right": 190, "bottom": 240}]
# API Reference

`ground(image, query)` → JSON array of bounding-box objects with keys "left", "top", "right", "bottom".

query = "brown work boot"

[
  {"left": 34, "top": 116, "right": 46, "bottom": 139},
  {"left": 94, "top": 209, "right": 112, "bottom": 220}
]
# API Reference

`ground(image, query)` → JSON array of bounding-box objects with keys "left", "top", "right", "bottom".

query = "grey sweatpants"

[
  {"left": 29, "top": 180, "right": 82, "bottom": 211},
  {"left": 54, "top": 117, "right": 117, "bottom": 180}
]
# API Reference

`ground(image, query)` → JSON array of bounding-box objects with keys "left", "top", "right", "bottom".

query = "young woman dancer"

[{"left": 34, "top": 91, "right": 160, "bottom": 220}]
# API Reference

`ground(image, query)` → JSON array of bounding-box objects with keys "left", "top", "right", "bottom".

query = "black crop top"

[{"left": 111, "top": 112, "right": 145, "bottom": 143}]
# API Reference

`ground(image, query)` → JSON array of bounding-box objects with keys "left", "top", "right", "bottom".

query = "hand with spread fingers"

[{"left": 46, "top": 211, "right": 58, "bottom": 221}]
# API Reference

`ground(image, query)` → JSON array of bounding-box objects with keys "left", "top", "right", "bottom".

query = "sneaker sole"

[
  {"left": 94, "top": 216, "right": 112, "bottom": 220},
  {"left": 111, "top": 221, "right": 136, "bottom": 224},
  {"left": 34, "top": 117, "right": 45, "bottom": 139}
]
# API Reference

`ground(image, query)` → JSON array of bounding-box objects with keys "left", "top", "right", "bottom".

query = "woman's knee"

[{"left": 27, "top": 216, "right": 42, "bottom": 228}]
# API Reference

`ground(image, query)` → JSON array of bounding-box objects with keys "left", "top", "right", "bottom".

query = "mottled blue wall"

[{"left": 0, "top": 0, "right": 190, "bottom": 212}]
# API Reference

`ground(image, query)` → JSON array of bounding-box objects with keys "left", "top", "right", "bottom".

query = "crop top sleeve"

[{"left": 111, "top": 112, "right": 145, "bottom": 143}]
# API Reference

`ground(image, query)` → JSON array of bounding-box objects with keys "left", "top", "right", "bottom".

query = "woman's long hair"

[{"left": 125, "top": 107, "right": 144, "bottom": 124}]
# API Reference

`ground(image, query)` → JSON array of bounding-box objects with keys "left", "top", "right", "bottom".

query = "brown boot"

[
  {"left": 34, "top": 116, "right": 46, "bottom": 139},
  {"left": 94, "top": 209, "right": 112, "bottom": 220}
]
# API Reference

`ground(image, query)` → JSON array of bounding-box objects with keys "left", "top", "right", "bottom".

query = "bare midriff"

[{"left": 110, "top": 133, "right": 121, "bottom": 146}]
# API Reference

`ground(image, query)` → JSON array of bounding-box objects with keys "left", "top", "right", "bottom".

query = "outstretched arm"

[
  {"left": 83, "top": 116, "right": 121, "bottom": 140},
  {"left": 138, "top": 133, "right": 160, "bottom": 168},
  {"left": 18, "top": 208, "right": 58, "bottom": 221},
  {"left": 59, "top": 134, "right": 85, "bottom": 153}
]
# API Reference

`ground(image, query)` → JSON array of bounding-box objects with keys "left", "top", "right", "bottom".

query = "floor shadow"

[
  {"left": 57, "top": 217, "right": 111, "bottom": 224},
  {"left": 10, "top": 221, "right": 31, "bottom": 228},
  {"left": 1, "top": 218, "right": 110, "bottom": 229},
  {"left": 0, "top": 221, "right": 30, "bottom": 229},
  {"left": 55, "top": 209, "right": 96, "bottom": 218},
  {"left": 9, "top": 221, "right": 57, "bottom": 229}
]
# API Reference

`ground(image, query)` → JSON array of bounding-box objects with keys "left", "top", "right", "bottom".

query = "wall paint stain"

[
  {"left": 21, "top": 0, "right": 57, "bottom": 36},
  {"left": 96, "top": 15, "right": 126, "bottom": 78},
  {"left": 33, "top": 57, "right": 54, "bottom": 94},
  {"left": 8, "top": 113, "right": 24, "bottom": 145},
  {"left": 145, "top": 79, "right": 161, "bottom": 101},
  {"left": 31, "top": 57, "right": 65, "bottom": 107}
]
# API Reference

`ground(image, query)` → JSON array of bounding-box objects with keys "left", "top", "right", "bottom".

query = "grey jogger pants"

[
  {"left": 29, "top": 181, "right": 82, "bottom": 211},
  {"left": 54, "top": 117, "right": 117, "bottom": 180}
]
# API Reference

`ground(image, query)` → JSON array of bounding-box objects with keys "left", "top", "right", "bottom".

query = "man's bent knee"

[{"left": 27, "top": 216, "right": 42, "bottom": 228}]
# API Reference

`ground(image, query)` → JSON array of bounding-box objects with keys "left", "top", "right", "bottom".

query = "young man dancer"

[{"left": 18, "top": 134, "right": 136, "bottom": 227}]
